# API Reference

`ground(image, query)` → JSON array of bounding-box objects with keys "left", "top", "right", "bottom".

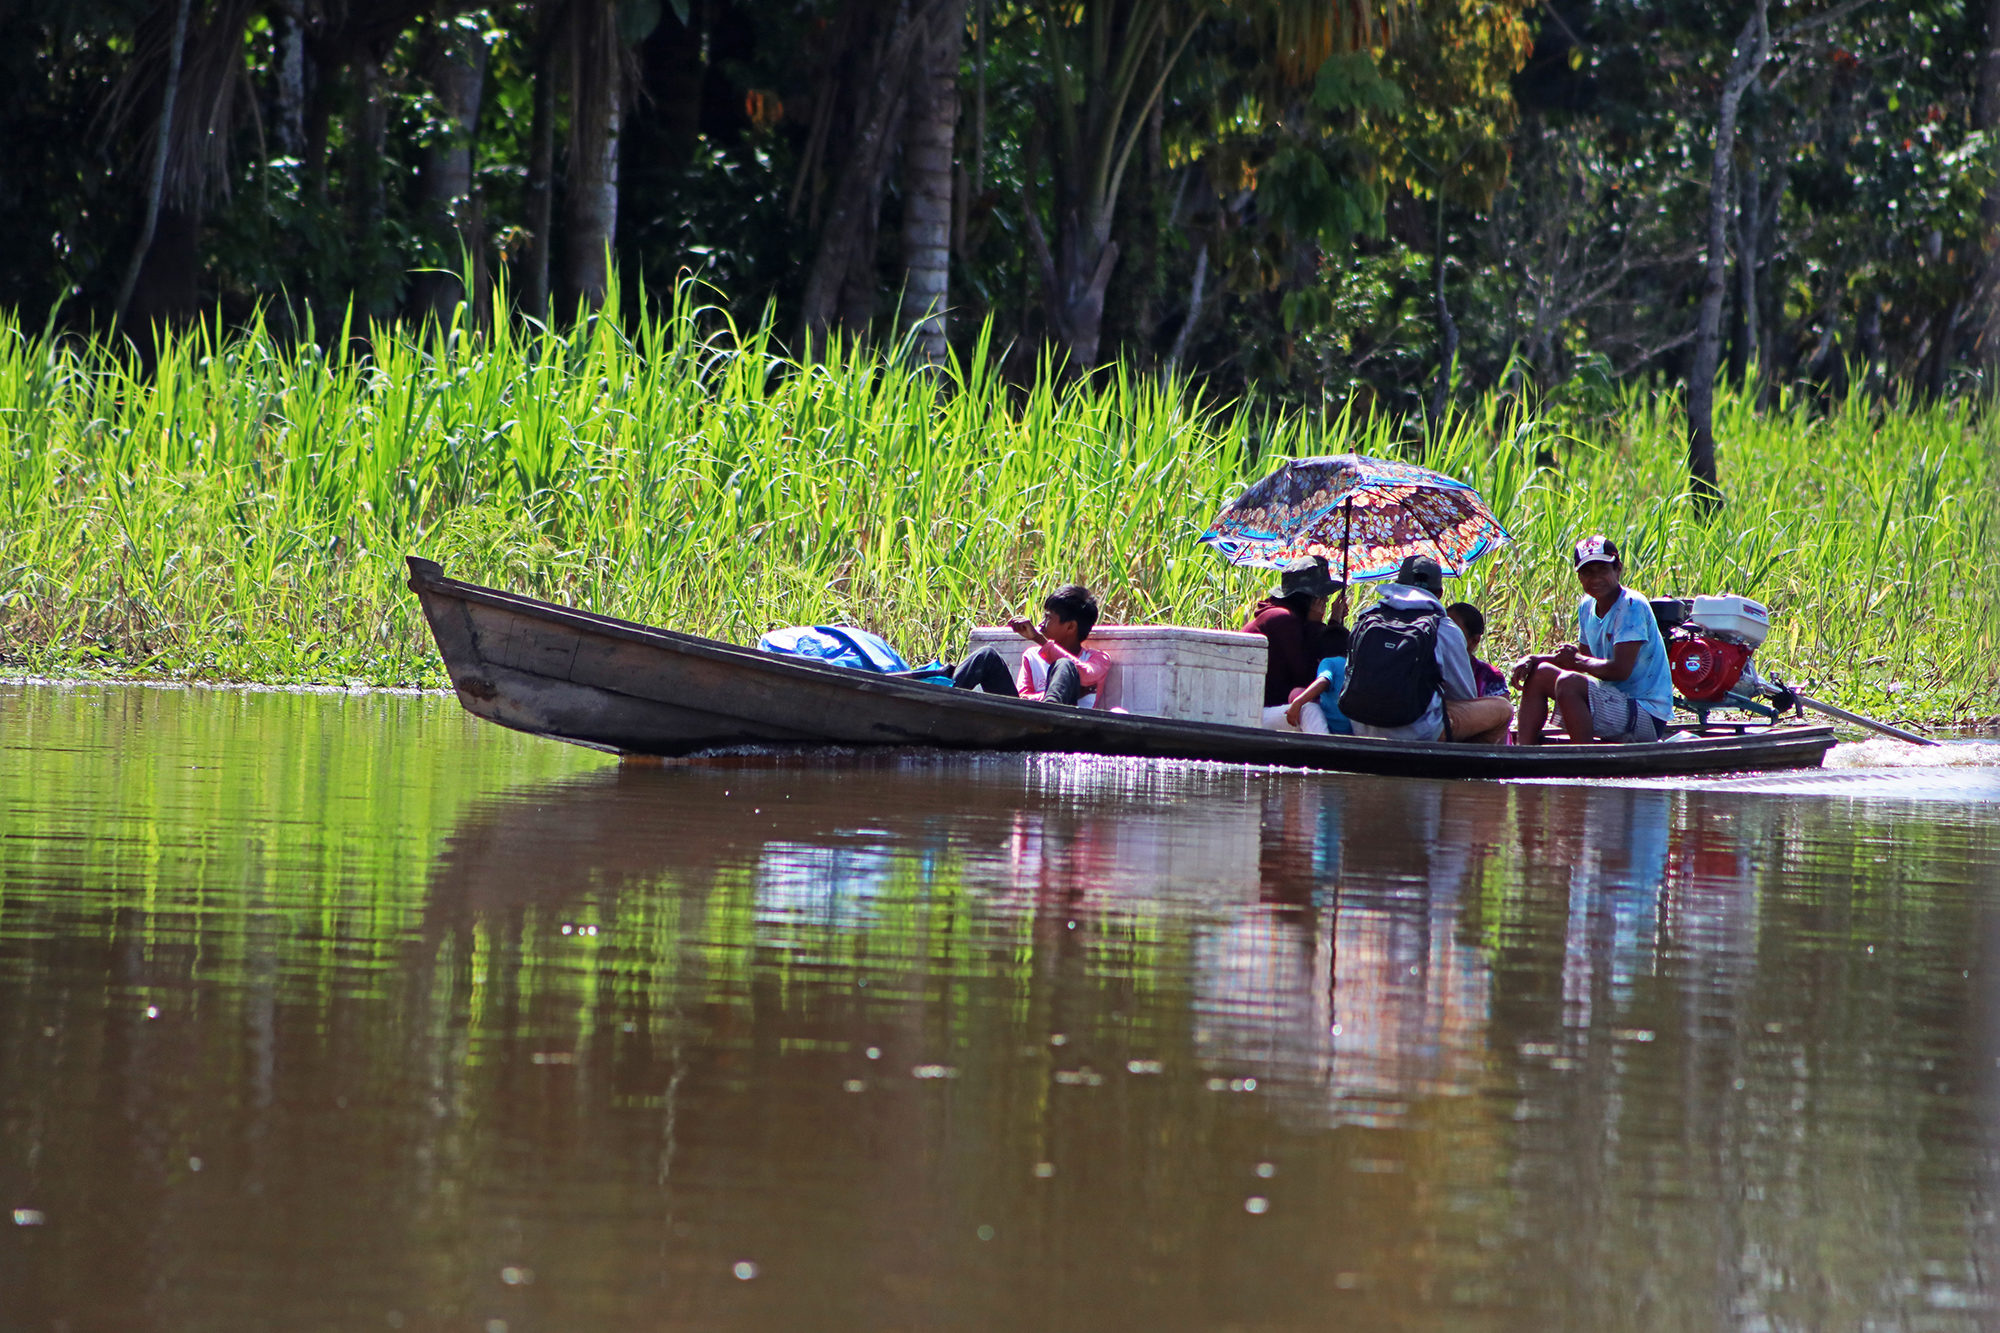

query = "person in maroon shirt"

[{"left": 1243, "top": 556, "right": 1348, "bottom": 730}]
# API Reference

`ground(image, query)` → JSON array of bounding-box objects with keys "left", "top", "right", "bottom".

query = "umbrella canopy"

[{"left": 1198, "top": 454, "right": 1509, "bottom": 583}]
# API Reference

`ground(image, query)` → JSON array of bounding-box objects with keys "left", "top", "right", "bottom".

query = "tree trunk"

[
  {"left": 1856, "top": 290, "right": 1883, "bottom": 395},
  {"left": 303, "top": 42, "right": 338, "bottom": 201},
  {"left": 839, "top": 93, "right": 902, "bottom": 337},
  {"left": 1755, "top": 157, "right": 1788, "bottom": 401},
  {"left": 1973, "top": 0, "right": 2000, "bottom": 386},
  {"left": 898, "top": 0, "right": 966, "bottom": 366},
  {"left": 972, "top": 0, "right": 988, "bottom": 194},
  {"left": 798, "top": 0, "right": 924, "bottom": 360},
  {"left": 1104, "top": 42, "right": 1169, "bottom": 370},
  {"left": 1728, "top": 149, "right": 1760, "bottom": 387},
  {"left": 1685, "top": 0, "right": 1769, "bottom": 508},
  {"left": 114, "top": 0, "right": 193, "bottom": 327},
  {"left": 522, "top": 1, "right": 559, "bottom": 321},
  {"left": 1429, "top": 192, "right": 1460, "bottom": 434},
  {"left": 1803, "top": 281, "right": 1844, "bottom": 397},
  {"left": 348, "top": 56, "right": 390, "bottom": 247},
  {"left": 564, "top": 0, "right": 623, "bottom": 313},
  {"left": 411, "top": 9, "right": 492, "bottom": 327},
  {"left": 644, "top": 1, "right": 708, "bottom": 169},
  {"left": 123, "top": 206, "right": 203, "bottom": 338},
  {"left": 273, "top": 0, "right": 308, "bottom": 159},
  {"left": 1022, "top": 152, "right": 1119, "bottom": 366},
  {"left": 1023, "top": 0, "right": 1201, "bottom": 369},
  {"left": 1164, "top": 240, "right": 1207, "bottom": 377}
]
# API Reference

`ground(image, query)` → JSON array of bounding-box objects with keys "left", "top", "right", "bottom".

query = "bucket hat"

[{"left": 1272, "top": 555, "right": 1342, "bottom": 599}]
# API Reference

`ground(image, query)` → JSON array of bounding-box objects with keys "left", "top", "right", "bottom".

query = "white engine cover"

[{"left": 1689, "top": 594, "right": 1770, "bottom": 647}]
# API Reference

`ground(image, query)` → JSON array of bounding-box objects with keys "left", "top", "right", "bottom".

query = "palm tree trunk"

[{"left": 899, "top": 0, "right": 966, "bottom": 366}]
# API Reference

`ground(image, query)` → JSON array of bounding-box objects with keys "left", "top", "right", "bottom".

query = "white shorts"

[
  {"left": 1261, "top": 703, "right": 1331, "bottom": 734},
  {"left": 1586, "top": 679, "right": 1664, "bottom": 742}
]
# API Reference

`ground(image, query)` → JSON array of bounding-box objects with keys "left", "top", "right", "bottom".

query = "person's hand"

[
  {"left": 1329, "top": 590, "right": 1349, "bottom": 622},
  {"left": 1006, "top": 616, "right": 1043, "bottom": 644},
  {"left": 1509, "top": 655, "right": 1544, "bottom": 690},
  {"left": 1551, "top": 643, "right": 1581, "bottom": 670},
  {"left": 1285, "top": 698, "right": 1305, "bottom": 729}
]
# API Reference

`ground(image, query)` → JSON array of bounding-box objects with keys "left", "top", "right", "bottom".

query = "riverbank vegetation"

[{"left": 3, "top": 296, "right": 1996, "bottom": 721}]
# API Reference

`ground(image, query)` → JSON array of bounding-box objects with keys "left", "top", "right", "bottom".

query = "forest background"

[
  {"left": 9, "top": 0, "right": 2000, "bottom": 411},
  {"left": 2, "top": 0, "right": 1999, "bottom": 719}
]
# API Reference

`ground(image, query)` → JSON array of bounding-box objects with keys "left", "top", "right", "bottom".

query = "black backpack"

[{"left": 1337, "top": 602, "right": 1445, "bottom": 728}]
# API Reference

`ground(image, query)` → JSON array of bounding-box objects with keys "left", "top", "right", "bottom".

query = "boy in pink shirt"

[{"left": 952, "top": 584, "right": 1110, "bottom": 707}]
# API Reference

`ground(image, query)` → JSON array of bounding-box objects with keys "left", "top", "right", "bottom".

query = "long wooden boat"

[{"left": 406, "top": 557, "right": 1838, "bottom": 779}]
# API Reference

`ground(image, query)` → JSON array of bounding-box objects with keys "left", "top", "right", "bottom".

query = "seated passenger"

[
  {"left": 1244, "top": 556, "right": 1349, "bottom": 731},
  {"left": 1511, "top": 535, "right": 1673, "bottom": 744},
  {"left": 1446, "top": 602, "right": 1510, "bottom": 699},
  {"left": 952, "top": 583, "right": 1110, "bottom": 708},
  {"left": 1284, "top": 654, "right": 1354, "bottom": 735},
  {"left": 1338, "top": 556, "right": 1511, "bottom": 744}
]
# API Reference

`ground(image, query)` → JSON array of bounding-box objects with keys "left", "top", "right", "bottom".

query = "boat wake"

[
  {"left": 1517, "top": 738, "right": 2000, "bottom": 801},
  {"left": 1825, "top": 737, "right": 2000, "bottom": 769}
]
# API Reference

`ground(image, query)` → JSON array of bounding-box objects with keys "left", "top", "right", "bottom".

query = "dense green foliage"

[
  {"left": 4, "top": 0, "right": 1995, "bottom": 410},
  {"left": 3, "top": 294, "right": 1995, "bottom": 719}
]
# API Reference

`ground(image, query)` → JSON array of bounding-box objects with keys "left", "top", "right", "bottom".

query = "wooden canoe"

[{"left": 406, "top": 557, "right": 1838, "bottom": 779}]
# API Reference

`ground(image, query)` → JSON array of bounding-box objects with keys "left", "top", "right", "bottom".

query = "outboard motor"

[{"left": 1651, "top": 594, "right": 1797, "bottom": 715}]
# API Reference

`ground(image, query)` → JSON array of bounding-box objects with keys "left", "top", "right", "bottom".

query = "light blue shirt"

[{"left": 1577, "top": 586, "right": 1673, "bottom": 722}]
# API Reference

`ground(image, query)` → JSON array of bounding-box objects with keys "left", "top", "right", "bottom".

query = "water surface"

[{"left": 3, "top": 683, "right": 1999, "bottom": 1331}]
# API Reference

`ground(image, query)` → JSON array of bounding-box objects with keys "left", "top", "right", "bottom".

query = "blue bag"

[{"left": 757, "top": 625, "right": 953, "bottom": 684}]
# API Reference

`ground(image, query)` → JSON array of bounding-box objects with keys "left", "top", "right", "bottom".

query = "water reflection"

[
  {"left": 1193, "top": 780, "right": 1505, "bottom": 1124},
  {"left": 5, "top": 685, "right": 2000, "bottom": 1331}
]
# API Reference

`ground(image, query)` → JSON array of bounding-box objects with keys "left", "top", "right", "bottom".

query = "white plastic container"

[
  {"left": 1689, "top": 594, "right": 1770, "bottom": 646},
  {"left": 965, "top": 625, "right": 1268, "bottom": 727}
]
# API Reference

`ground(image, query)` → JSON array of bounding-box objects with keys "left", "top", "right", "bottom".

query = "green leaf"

[
  {"left": 619, "top": 0, "right": 663, "bottom": 44},
  {"left": 1312, "top": 52, "right": 1404, "bottom": 116}
]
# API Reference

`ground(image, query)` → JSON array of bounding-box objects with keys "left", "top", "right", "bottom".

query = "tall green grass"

[{"left": 3, "top": 282, "right": 1996, "bottom": 721}]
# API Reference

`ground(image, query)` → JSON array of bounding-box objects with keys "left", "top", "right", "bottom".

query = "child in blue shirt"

[{"left": 1283, "top": 655, "right": 1354, "bottom": 735}]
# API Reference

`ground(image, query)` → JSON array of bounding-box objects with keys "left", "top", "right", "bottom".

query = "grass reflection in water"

[{"left": 1, "top": 683, "right": 1998, "bottom": 1331}]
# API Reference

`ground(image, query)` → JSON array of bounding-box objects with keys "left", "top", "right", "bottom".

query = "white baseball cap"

[{"left": 1572, "top": 534, "right": 1620, "bottom": 568}]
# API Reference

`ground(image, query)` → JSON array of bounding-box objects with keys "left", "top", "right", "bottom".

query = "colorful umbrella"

[{"left": 1198, "top": 454, "right": 1509, "bottom": 583}]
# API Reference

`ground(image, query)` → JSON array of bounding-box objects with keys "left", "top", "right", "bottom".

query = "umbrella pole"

[{"left": 1341, "top": 498, "right": 1352, "bottom": 585}]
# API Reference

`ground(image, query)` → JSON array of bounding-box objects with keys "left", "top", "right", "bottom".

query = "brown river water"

[{"left": 4, "top": 682, "right": 2000, "bottom": 1332}]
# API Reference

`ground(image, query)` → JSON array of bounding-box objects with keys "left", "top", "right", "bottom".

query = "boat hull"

[{"left": 407, "top": 557, "right": 1838, "bottom": 779}]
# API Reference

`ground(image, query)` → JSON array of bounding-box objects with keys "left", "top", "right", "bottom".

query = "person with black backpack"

[{"left": 1338, "top": 556, "right": 1512, "bottom": 744}]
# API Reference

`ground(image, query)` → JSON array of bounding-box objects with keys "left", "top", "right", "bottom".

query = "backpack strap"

[{"left": 1387, "top": 604, "right": 1451, "bottom": 738}]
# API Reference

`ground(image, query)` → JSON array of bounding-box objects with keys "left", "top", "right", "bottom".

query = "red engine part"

[{"left": 1669, "top": 634, "right": 1754, "bottom": 702}]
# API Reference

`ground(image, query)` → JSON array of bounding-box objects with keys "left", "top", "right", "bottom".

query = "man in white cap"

[{"left": 1512, "top": 535, "right": 1674, "bottom": 743}]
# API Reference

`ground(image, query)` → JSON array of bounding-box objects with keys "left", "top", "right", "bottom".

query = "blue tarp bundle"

[{"left": 756, "top": 625, "right": 952, "bottom": 684}]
